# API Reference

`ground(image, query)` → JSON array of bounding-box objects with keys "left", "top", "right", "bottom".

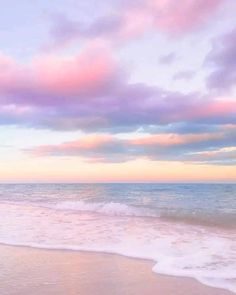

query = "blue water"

[
  {"left": 0, "top": 183, "right": 235, "bottom": 227},
  {"left": 0, "top": 183, "right": 235, "bottom": 292}
]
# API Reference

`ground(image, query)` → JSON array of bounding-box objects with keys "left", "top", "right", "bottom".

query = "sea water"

[{"left": 0, "top": 183, "right": 235, "bottom": 293}]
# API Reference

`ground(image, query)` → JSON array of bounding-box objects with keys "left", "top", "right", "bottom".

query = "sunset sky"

[{"left": 0, "top": 0, "right": 236, "bottom": 182}]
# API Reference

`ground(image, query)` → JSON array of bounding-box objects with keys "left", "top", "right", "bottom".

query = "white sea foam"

[
  {"left": 43, "top": 200, "right": 157, "bottom": 217},
  {"left": 0, "top": 201, "right": 235, "bottom": 293}
]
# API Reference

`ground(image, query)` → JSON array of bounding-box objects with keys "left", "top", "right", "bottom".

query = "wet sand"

[{"left": 0, "top": 244, "right": 234, "bottom": 295}]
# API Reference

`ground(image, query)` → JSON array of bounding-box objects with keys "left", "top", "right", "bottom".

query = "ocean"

[{"left": 0, "top": 183, "right": 235, "bottom": 293}]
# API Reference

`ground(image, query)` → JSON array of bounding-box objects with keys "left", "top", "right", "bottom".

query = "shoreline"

[{"left": 0, "top": 244, "right": 234, "bottom": 295}]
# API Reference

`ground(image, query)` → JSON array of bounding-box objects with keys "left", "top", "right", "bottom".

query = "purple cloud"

[
  {"left": 173, "top": 70, "right": 195, "bottom": 80},
  {"left": 0, "top": 45, "right": 236, "bottom": 134},
  {"left": 159, "top": 52, "right": 177, "bottom": 64},
  {"left": 47, "top": 0, "right": 225, "bottom": 48},
  {"left": 206, "top": 28, "right": 236, "bottom": 91},
  {"left": 48, "top": 14, "right": 123, "bottom": 48}
]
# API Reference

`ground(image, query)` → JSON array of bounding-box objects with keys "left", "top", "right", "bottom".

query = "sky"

[{"left": 0, "top": 0, "right": 236, "bottom": 183}]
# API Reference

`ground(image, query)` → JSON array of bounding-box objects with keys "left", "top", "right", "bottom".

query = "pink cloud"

[
  {"left": 188, "top": 146, "right": 236, "bottom": 164},
  {"left": 0, "top": 44, "right": 122, "bottom": 107},
  {"left": 29, "top": 130, "right": 229, "bottom": 163},
  {"left": 26, "top": 125, "right": 236, "bottom": 165},
  {"left": 0, "top": 45, "right": 235, "bottom": 132},
  {"left": 188, "top": 100, "right": 236, "bottom": 120},
  {"left": 36, "top": 133, "right": 221, "bottom": 157},
  {"left": 57, "top": 134, "right": 113, "bottom": 149},
  {"left": 33, "top": 45, "right": 117, "bottom": 96},
  {"left": 130, "top": 132, "right": 224, "bottom": 146},
  {"left": 32, "top": 134, "right": 114, "bottom": 157},
  {"left": 0, "top": 53, "right": 20, "bottom": 91},
  {"left": 48, "top": 0, "right": 225, "bottom": 48},
  {"left": 0, "top": 104, "right": 33, "bottom": 116},
  {"left": 0, "top": 53, "right": 14, "bottom": 69},
  {"left": 150, "top": 0, "right": 224, "bottom": 33}
]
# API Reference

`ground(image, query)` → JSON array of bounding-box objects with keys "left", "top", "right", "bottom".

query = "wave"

[
  {"left": 0, "top": 201, "right": 235, "bottom": 293},
  {"left": 40, "top": 200, "right": 236, "bottom": 229},
  {"left": 43, "top": 201, "right": 157, "bottom": 217},
  {"left": 2, "top": 199, "right": 235, "bottom": 230},
  {"left": 0, "top": 240, "right": 235, "bottom": 294},
  {"left": 160, "top": 211, "right": 236, "bottom": 229}
]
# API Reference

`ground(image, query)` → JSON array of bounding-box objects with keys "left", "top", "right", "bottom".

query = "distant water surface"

[{"left": 0, "top": 183, "right": 235, "bottom": 293}]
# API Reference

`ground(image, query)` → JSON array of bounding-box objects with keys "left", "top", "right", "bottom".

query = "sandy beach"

[{"left": 0, "top": 244, "right": 234, "bottom": 295}]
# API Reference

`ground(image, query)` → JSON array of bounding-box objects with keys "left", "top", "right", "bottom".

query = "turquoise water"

[{"left": 0, "top": 183, "right": 235, "bottom": 292}]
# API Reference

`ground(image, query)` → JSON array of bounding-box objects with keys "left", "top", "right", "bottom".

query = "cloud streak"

[
  {"left": 29, "top": 127, "right": 236, "bottom": 164},
  {"left": 48, "top": 0, "right": 224, "bottom": 48}
]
